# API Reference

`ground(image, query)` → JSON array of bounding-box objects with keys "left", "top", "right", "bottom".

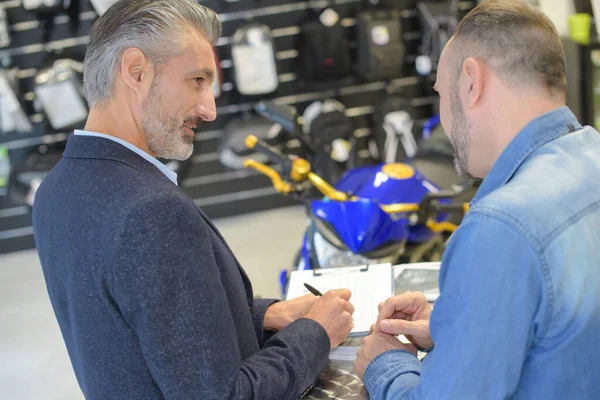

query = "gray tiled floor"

[{"left": 0, "top": 205, "right": 307, "bottom": 400}]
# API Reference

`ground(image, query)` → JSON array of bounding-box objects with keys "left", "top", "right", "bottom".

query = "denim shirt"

[{"left": 363, "top": 107, "right": 600, "bottom": 399}]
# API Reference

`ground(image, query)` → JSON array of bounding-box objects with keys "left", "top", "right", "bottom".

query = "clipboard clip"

[{"left": 313, "top": 264, "right": 370, "bottom": 276}]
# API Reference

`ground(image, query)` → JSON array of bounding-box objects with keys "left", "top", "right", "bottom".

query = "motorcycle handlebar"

[
  {"left": 245, "top": 135, "right": 289, "bottom": 165},
  {"left": 254, "top": 101, "right": 297, "bottom": 134}
]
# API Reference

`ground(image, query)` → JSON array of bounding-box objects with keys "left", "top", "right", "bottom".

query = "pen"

[{"left": 304, "top": 283, "right": 323, "bottom": 297}]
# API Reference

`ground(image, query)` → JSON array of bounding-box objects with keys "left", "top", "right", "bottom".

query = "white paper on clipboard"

[
  {"left": 393, "top": 262, "right": 441, "bottom": 302},
  {"left": 286, "top": 264, "right": 393, "bottom": 337}
]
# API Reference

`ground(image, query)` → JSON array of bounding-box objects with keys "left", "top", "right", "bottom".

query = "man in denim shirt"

[{"left": 354, "top": 1, "right": 600, "bottom": 399}]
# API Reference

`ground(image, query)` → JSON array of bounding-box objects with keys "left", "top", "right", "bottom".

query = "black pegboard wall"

[{"left": 0, "top": 0, "right": 476, "bottom": 254}]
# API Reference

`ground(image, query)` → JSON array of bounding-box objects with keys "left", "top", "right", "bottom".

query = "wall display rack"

[{"left": 0, "top": 0, "right": 476, "bottom": 254}]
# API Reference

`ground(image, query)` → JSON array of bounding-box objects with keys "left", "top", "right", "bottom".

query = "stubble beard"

[{"left": 449, "top": 89, "right": 474, "bottom": 180}]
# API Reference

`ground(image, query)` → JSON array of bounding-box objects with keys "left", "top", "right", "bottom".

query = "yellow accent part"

[
  {"left": 245, "top": 135, "right": 258, "bottom": 149},
  {"left": 380, "top": 203, "right": 420, "bottom": 214},
  {"left": 243, "top": 159, "right": 293, "bottom": 195},
  {"left": 463, "top": 203, "right": 470, "bottom": 213},
  {"left": 290, "top": 158, "right": 311, "bottom": 182},
  {"left": 382, "top": 163, "right": 415, "bottom": 180},
  {"left": 425, "top": 220, "right": 459, "bottom": 233},
  {"left": 307, "top": 172, "right": 349, "bottom": 201}
]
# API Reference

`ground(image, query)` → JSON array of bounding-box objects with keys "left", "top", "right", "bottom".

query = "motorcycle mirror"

[
  {"left": 254, "top": 101, "right": 317, "bottom": 154},
  {"left": 254, "top": 101, "right": 297, "bottom": 134}
]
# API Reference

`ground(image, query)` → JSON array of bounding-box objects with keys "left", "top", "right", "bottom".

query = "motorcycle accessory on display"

[
  {"left": 416, "top": 0, "right": 459, "bottom": 76},
  {"left": 356, "top": 10, "right": 405, "bottom": 81},
  {"left": 302, "top": 99, "right": 353, "bottom": 154},
  {"left": 368, "top": 0, "right": 417, "bottom": 8},
  {"left": 34, "top": 58, "right": 88, "bottom": 130},
  {"left": 0, "top": 69, "right": 33, "bottom": 134},
  {"left": 302, "top": 99, "right": 354, "bottom": 183},
  {"left": 231, "top": 23, "right": 279, "bottom": 96},
  {"left": 22, "top": 0, "right": 61, "bottom": 10},
  {"left": 89, "top": 0, "right": 119, "bottom": 16},
  {"left": 0, "top": 7, "right": 11, "bottom": 48},
  {"left": 211, "top": 47, "right": 224, "bottom": 99},
  {"left": 219, "top": 114, "right": 284, "bottom": 170},
  {"left": 372, "top": 94, "right": 418, "bottom": 163},
  {"left": 22, "top": 0, "right": 80, "bottom": 43},
  {"left": 0, "top": 146, "right": 9, "bottom": 197},
  {"left": 9, "top": 143, "right": 64, "bottom": 207},
  {"left": 299, "top": 8, "right": 352, "bottom": 82}
]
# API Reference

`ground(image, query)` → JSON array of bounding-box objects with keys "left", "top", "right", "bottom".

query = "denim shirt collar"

[{"left": 471, "top": 106, "right": 580, "bottom": 206}]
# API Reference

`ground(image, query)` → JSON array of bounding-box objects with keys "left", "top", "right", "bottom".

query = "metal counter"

[{"left": 304, "top": 337, "right": 368, "bottom": 399}]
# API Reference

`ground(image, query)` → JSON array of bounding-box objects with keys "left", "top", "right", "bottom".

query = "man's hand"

[
  {"left": 354, "top": 331, "right": 416, "bottom": 380},
  {"left": 303, "top": 289, "right": 355, "bottom": 348},
  {"left": 376, "top": 291, "right": 433, "bottom": 350},
  {"left": 264, "top": 294, "right": 318, "bottom": 331}
]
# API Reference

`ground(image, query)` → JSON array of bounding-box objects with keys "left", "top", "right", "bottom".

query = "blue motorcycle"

[{"left": 244, "top": 102, "right": 470, "bottom": 296}]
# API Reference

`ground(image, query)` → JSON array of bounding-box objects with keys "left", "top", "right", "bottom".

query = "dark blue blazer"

[{"left": 32, "top": 135, "right": 329, "bottom": 400}]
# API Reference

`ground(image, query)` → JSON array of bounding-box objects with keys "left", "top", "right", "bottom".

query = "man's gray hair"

[
  {"left": 451, "top": 0, "right": 566, "bottom": 97},
  {"left": 83, "top": 0, "right": 222, "bottom": 108}
]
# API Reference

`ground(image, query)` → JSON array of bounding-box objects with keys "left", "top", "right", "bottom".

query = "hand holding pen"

[{"left": 302, "top": 284, "right": 355, "bottom": 348}]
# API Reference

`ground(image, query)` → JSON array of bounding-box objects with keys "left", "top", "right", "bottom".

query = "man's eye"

[{"left": 194, "top": 77, "right": 205, "bottom": 85}]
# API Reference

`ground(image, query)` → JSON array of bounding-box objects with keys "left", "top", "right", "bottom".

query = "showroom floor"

[{"left": 0, "top": 205, "right": 307, "bottom": 400}]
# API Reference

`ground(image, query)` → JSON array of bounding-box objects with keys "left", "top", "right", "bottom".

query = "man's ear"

[
  {"left": 462, "top": 57, "right": 484, "bottom": 108},
  {"left": 120, "top": 48, "right": 154, "bottom": 97}
]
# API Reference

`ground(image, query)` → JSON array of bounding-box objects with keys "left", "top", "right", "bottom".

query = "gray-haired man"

[{"left": 32, "top": 1, "right": 354, "bottom": 399}]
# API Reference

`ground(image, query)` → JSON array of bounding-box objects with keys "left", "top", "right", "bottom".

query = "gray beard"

[{"left": 142, "top": 78, "right": 194, "bottom": 161}]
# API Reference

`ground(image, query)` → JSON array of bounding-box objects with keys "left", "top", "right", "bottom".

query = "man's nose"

[{"left": 195, "top": 91, "right": 217, "bottom": 122}]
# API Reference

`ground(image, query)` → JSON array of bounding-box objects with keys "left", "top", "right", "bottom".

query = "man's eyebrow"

[{"left": 186, "top": 68, "right": 215, "bottom": 80}]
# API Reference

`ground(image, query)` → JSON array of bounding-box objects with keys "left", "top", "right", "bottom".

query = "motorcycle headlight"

[
  {"left": 313, "top": 230, "right": 399, "bottom": 269},
  {"left": 312, "top": 215, "right": 406, "bottom": 269}
]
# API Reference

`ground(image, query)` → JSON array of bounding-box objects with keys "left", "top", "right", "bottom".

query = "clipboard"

[{"left": 286, "top": 263, "right": 394, "bottom": 337}]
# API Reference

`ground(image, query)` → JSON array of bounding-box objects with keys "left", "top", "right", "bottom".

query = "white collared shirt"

[{"left": 74, "top": 130, "right": 178, "bottom": 185}]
